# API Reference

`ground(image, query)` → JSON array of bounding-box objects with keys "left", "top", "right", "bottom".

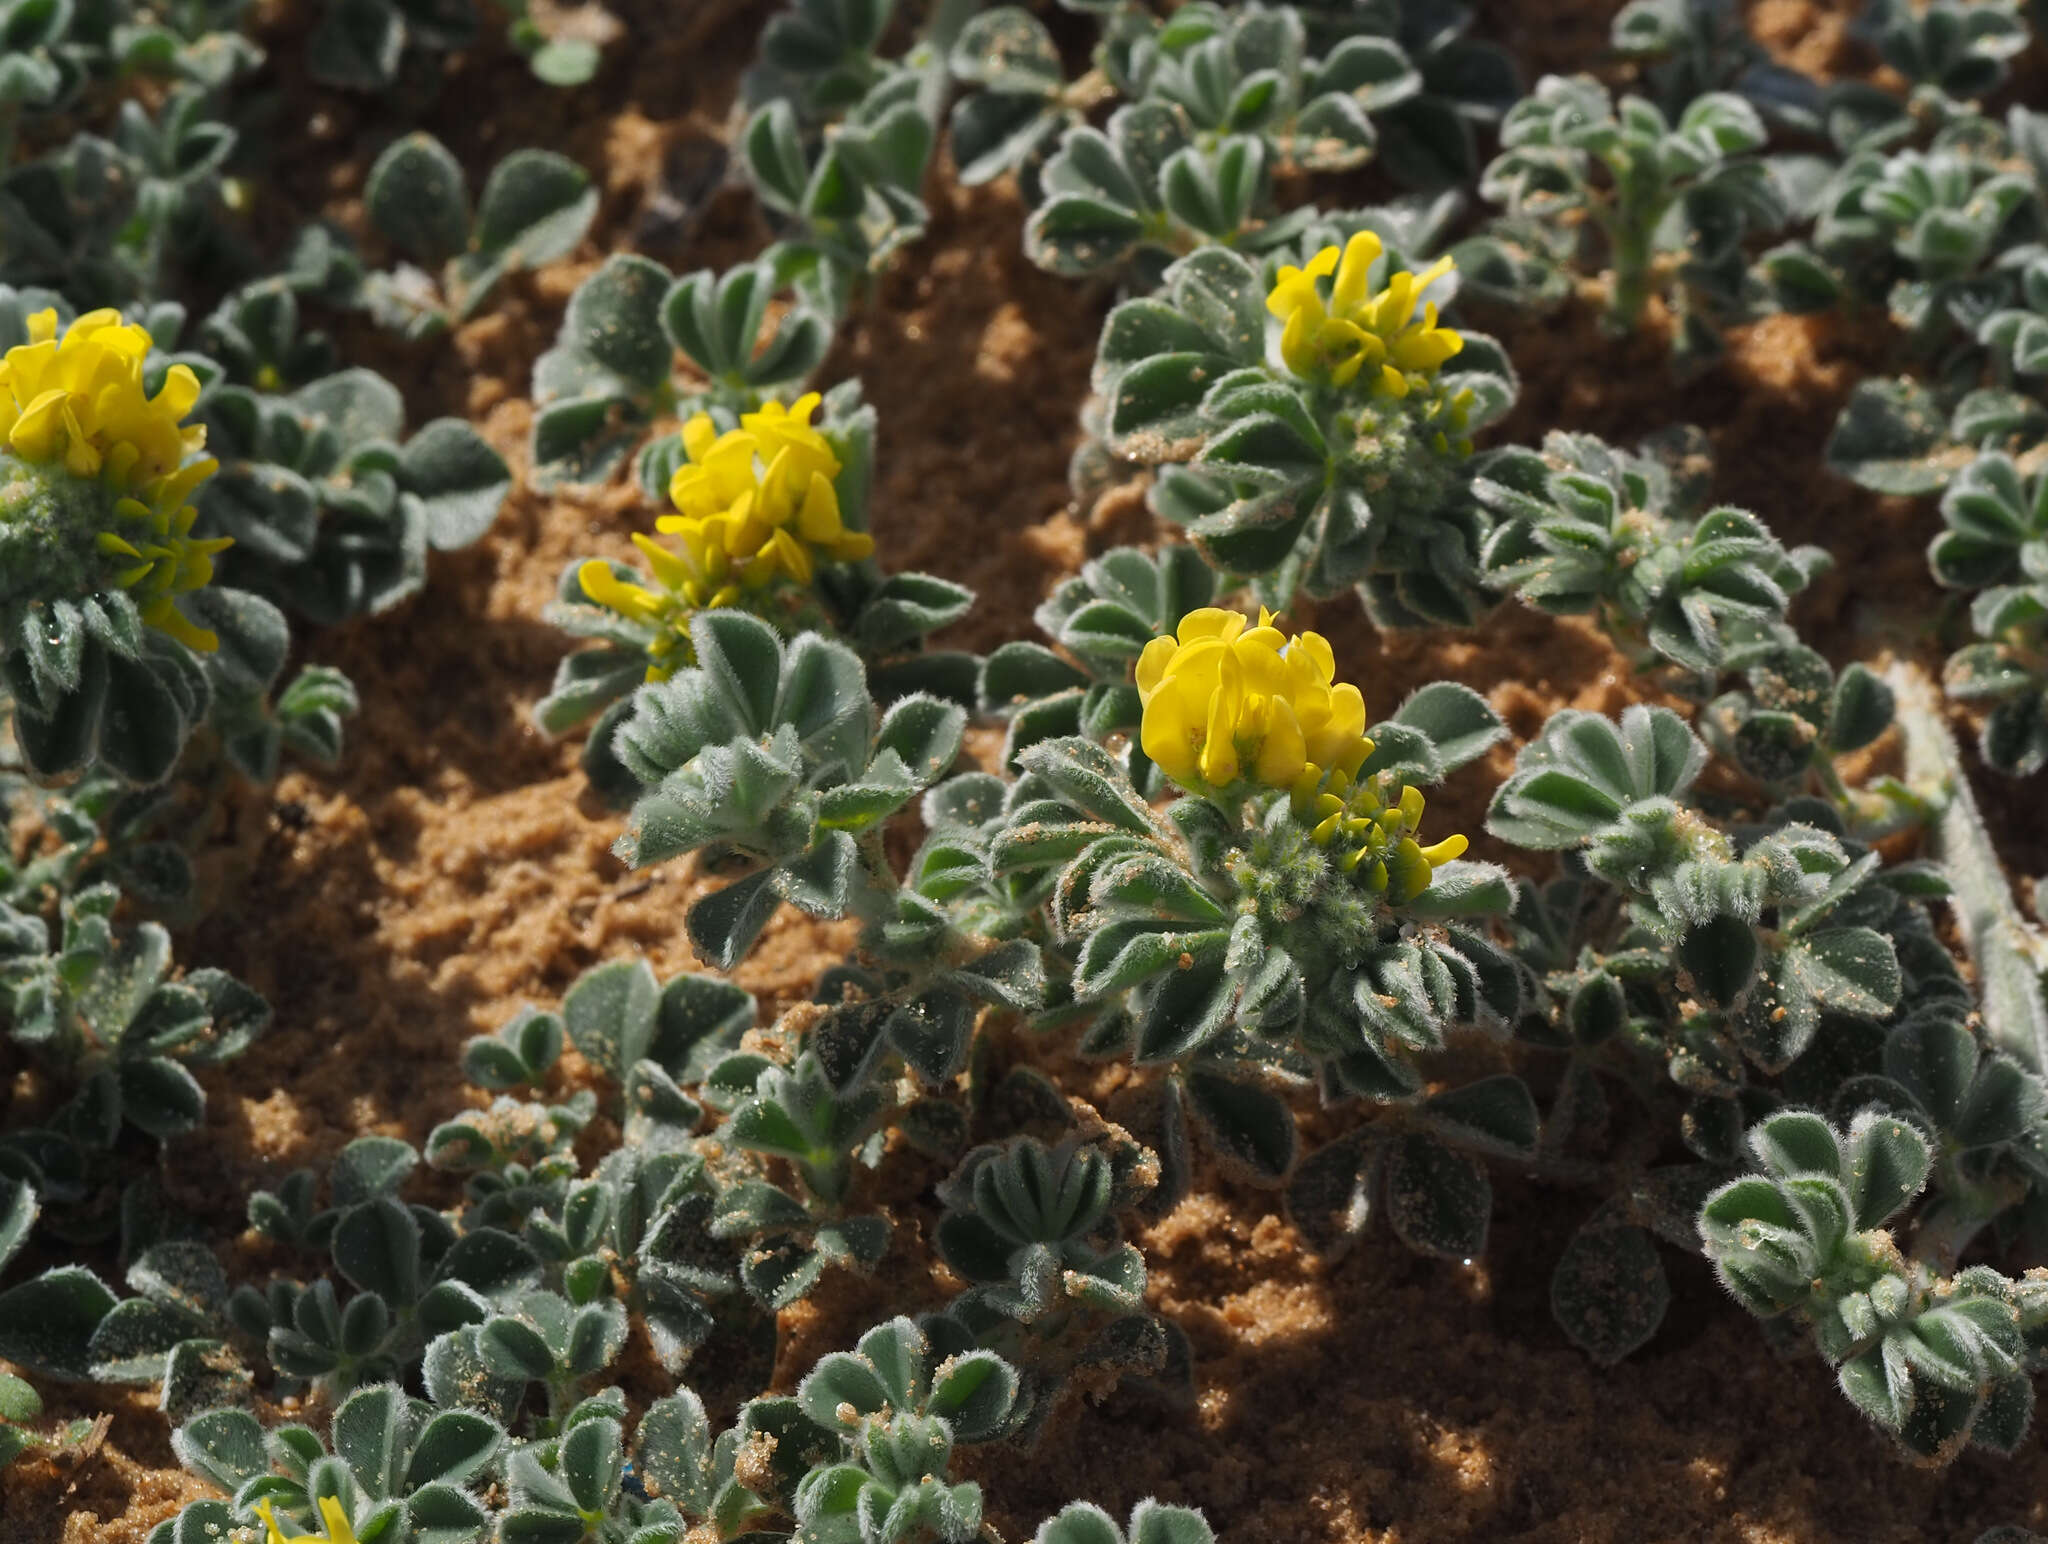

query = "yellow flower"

[
  {"left": 0, "top": 308, "right": 228, "bottom": 651},
  {"left": 578, "top": 395, "right": 876, "bottom": 682},
  {"left": 1288, "top": 761, "right": 1468, "bottom": 903},
  {"left": 1136, "top": 603, "right": 1468, "bottom": 901},
  {"left": 1266, "top": 233, "right": 1464, "bottom": 399},
  {"left": 661, "top": 393, "right": 873, "bottom": 590},
  {"left": 575, "top": 525, "right": 749, "bottom": 683},
  {"left": 1136, "top": 606, "right": 1370, "bottom": 795},
  {"left": 256, "top": 1495, "right": 359, "bottom": 1544}
]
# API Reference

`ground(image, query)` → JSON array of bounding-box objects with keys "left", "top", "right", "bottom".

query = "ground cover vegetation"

[{"left": 10, "top": 0, "right": 2048, "bottom": 1538}]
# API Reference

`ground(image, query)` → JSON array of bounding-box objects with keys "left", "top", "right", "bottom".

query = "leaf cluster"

[{"left": 1092, "top": 240, "right": 1518, "bottom": 617}]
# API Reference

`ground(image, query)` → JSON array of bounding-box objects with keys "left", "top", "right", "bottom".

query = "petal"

[
  {"left": 8, "top": 388, "right": 67, "bottom": 459},
  {"left": 1330, "top": 230, "right": 1383, "bottom": 315},
  {"left": 1418, "top": 833, "right": 1469, "bottom": 865},
  {"left": 1322, "top": 683, "right": 1367, "bottom": 746},
  {"left": 1289, "top": 629, "right": 1336, "bottom": 684},
  {"left": 1136, "top": 635, "right": 1178, "bottom": 698},
  {"left": 1255, "top": 700, "right": 1307, "bottom": 787},
  {"left": 147, "top": 598, "right": 218, "bottom": 653},
  {"left": 830, "top": 530, "right": 874, "bottom": 561},
  {"left": 633, "top": 532, "right": 692, "bottom": 590},
  {"left": 1176, "top": 607, "right": 1247, "bottom": 645},
  {"left": 1279, "top": 304, "right": 1322, "bottom": 378},
  {"left": 318, "top": 1494, "right": 361, "bottom": 1544},
  {"left": 154, "top": 363, "right": 201, "bottom": 420},
  {"left": 769, "top": 526, "right": 814, "bottom": 585},
  {"left": 1141, "top": 691, "right": 1200, "bottom": 785},
  {"left": 1199, "top": 651, "right": 1245, "bottom": 785},
  {"left": 795, "top": 470, "right": 843, "bottom": 541},
  {"left": 681, "top": 414, "right": 718, "bottom": 463},
  {"left": 1265, "top": 268, "right": 1311, "bottom": 319}
]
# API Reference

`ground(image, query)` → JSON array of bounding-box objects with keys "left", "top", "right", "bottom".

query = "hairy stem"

[{"left": 1887, "top": 661, "right": 2048, "bottom": 1071}]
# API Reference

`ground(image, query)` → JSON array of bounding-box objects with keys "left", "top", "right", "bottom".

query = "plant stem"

[{"left": 1887, "top": 661, "right": 2048, "bottom": 1071}]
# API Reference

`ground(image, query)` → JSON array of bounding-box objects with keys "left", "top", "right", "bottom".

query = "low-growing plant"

[
  {"left": 1092, "top": 228, "right": 1517, "bottom": 619},
  {"left": 1461, "top": 700, "right": 2002, "bottom": 1373},
  {"left": 1609, "top": 0, "right": 1823, "bottom": 131},
  {"left": 1852, "top": 0, "right": 2032, "bottom": 108},
  {"left": 1476, "top": 73, "right": 1784, "bottom": 361},
  {"left": 1929, "top": 452, "right": 2048, "bottom": 775},
  {"left": 1023, "top": 102, "right": 1317, "bottom": 286},
  {"left": 529, "top": 253, "right": 832, "bottom": 488},
  {"left": 537, "top": 385, "right": 976, "bottom": 798},
  {"left": 0, "top": 302, "right": 359, "bottom": 784},
  {"left": 1701, "top": 1108, "right": 2048, "bottom": 1460},
  {"left": 0, "top": 1369, "right": 98, "bottom": 1473},
  {"left": 1477, "top": 426, "right": 1827, "bottom": 676},
  {"left": 189, "top": 363, "right": 513, "bottom": 628},
  {"left": 307, "top": 0, "right": 601, "bottom": 91},
  {"left": 360, "top": 133, "right": 599, "bottom": 338},
  {"left": 1759, "top": 105, "right": 2048, "bottom": 499},
  {"left": 739, "top": 61, "right": 943, "bottom": 317},
  {"left": 949, "top": 0, "right": 1518, "bottom": 198},
  {"left": 979, "top": 542, "right": 1220, "bottom": 783}
]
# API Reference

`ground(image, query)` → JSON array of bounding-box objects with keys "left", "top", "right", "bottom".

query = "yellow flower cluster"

[
  {"left": 1137, "top": 607, "right": 1369, "bottom": 794},
  {"left": 576, "top": 394, "right": 873, "bottom": 681},
  {"left": 1289, "top": 761, "right": 1468, "bottom": 903},
  {"left": 1267, "top": 232, "right": 1464, "bottom": 400},
  {"left": 256, "top": 1496, "right": 358, "bottom": 1544},
  {"left": 0, "top": 309, "right": 227, "bottom": 651},
  {"left": 1136, "top": 605, "right": 1467, "bottom": 900}
]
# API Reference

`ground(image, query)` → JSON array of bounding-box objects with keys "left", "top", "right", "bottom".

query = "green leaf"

[
  {"left": 1420, "top": 1075, "right": 1539, "bottom": 1159},
  {"left": 332, "top": 1195, "right": 424, "bottom": 1306},
  {"left": 1391, "top": 682, "right": 1506, "bottom": 774},
  {"left": 0, "top": 1178, "right": 34, "bottom": 1276},
  {"left": 1018, "top": 738, "right": 1156, "bottom": 835},
  {"left": 562, "top": 957, "right": 661, "bottom": 1082},
  {"left": 1128, "top": 1500, "right": 1216, "bottom": 1544},
  {"left": 633, "top": 1390, "right": 713, "bottom": 1513},
  {"left": 559, "top": 1416, "right": 624, "bottom": 1513},
  {"left": 1781, "top": 927, "right": 1901, "bottom": 1024},
  {"left": 875, "top": 694, "right": 966, "bottom": 784},
  {"left": 334, "top": 1381, "right": 408, "bottom": 1496},
  {"left": 170, "top": 1406, "right": 269, "bottom": 1494},
  {"left": 1182, "top": 1070, "right": 1296, "bottom": 1183},
  {"left": 1826, "top": 663, "right": 1894, "bottom": 754},
  {"left": 333, "top": 1135, "right": 418, "bottom": 1205},
  {"left": 1035, "top": 1504, "right": 1125, "bottom": 1544},
  {"left": 308, "top": 0, "right": 404, "bottom": 89},
  {"left": 1026, "top": 193, "right": 1145, "bottom": 276},
  {"left": 365, "top": 132, "right": 470, "bottom": 265},
  {"left": 1385, "top": 1136, "right": 1490, "bottom": 1259},
  {"left": 545, "top": 253, "right": 672, "bottom": 392},
  {"left": 1678, "top": 914, "right": 1758, "bottom": 1009},
  {"left": 1747, "top": 1109, "right": 1842, "bottom": 1180},
  {"left": 399, "top": 420, "right": 511, "bottom": 550},
  {"left": 772, "top": 832, "right": 857, "bottom": 917},
  {"left": 1842, "top": 1110, "right": 1930, "bottom": 1229},
  {"left": 1550, "top": 1224, "right": 1670, "bottom": 1365},
  {"left": 687, "top": 870, "right": 782, "bottom": 971},
  {"left": 1825, "top": 378, "right": 1950, "bottom": 496},
  {"left": 0, "top": 1267, "right": 117, "bottom": 1380},
  {"left": 458, "top": 148, "right": 596, "bottom": 293}
]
